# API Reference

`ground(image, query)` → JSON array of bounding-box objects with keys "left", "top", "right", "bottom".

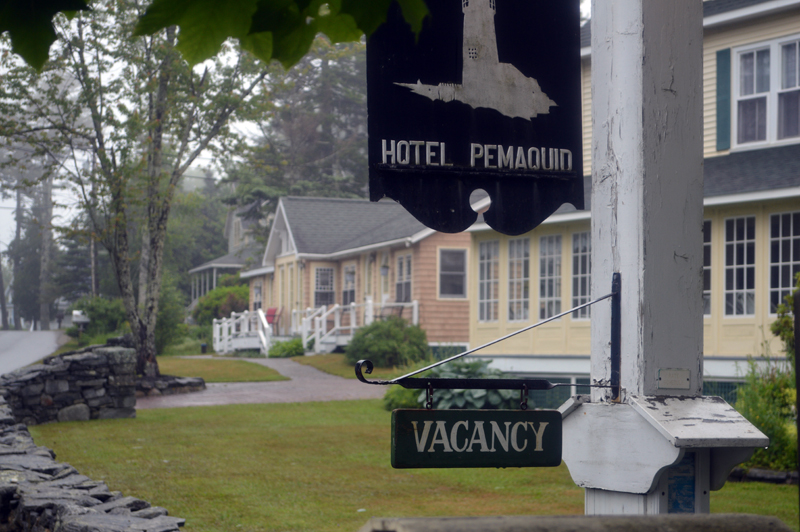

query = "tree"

[
  {"left": 1, "top": 0, "right": 427, "bottom": 376},
  {"left": 1, "top": 3, "right": 277, "bottom": 375},
  {"left": 223, "top": 38, "right": 368, "bottom": 232}
]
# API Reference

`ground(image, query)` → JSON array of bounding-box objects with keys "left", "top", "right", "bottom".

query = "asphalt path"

[
  {"left": 0, "top": 330, "right": 65, "bottom": 376},
  {"left": 135, "top": 356, "right": 387, "bottom": 409}
]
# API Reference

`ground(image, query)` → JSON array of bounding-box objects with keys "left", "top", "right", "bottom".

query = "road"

[{"left": 0, "top": 331, "right": 64, "bottom": 376}]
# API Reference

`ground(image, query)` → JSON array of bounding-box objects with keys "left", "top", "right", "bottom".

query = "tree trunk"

[
  {"left": 12, "top": 186, "right": 22, "bottom": 330},
  {"left": 38, "top": 176, "right": 53, "bottom": 331},
  {"left": 0, "top": 256, "right": 8, "bottom": 330}
]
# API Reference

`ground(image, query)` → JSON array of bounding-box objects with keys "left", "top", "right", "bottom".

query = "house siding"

[{"left": 414, "top": 232, "right": 471, "bottom": 344}]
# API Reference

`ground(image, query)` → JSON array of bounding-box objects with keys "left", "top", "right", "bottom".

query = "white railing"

[
  {"left": 212, "top": 298, "right": 418, "bottom": 355},
  {"left": 311, "top": 297, "right": 419, "bottom": 353},
  {"left": 212, "top": 309, "right": 271, "bottom": 355}
]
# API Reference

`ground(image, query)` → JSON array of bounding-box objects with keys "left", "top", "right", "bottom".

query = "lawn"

[
  {"left": 156, "top": 358, "right": 288, "bottom": 383},
  {"left": 295, "top": 353, "right": 430, "bottom": 380},
  {"left": 29, "top": 400, "right": 799, "bottom": 532}
]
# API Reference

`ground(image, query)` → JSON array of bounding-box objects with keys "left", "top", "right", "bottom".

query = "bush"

[
  {"left": 192, "top": 284, "right": 249, "bottom": 326},
  {"left": 383, "top": 386, "right": 422, "bottom": 410},
  {"left": 736, "top": 354, "right": 798, "bottom": 471},
  {"left": 67, "top": 297, "right": 128, "bottom": 338},
  {"left": 268, "top": 338, "right": 305, "bottom": 358},
  {"left": 345, "top": 317, "right": 430, "bottom": 368},
  {"left": 422, "top": 359, "right": 518, "bottom": 410},
  {"left": 155, "top": 273, "right": 188, "bottom": 355}
]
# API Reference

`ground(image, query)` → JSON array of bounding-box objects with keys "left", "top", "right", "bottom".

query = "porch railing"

[{"left": 212, "top": 309, "right": 271, "bottom": 355}]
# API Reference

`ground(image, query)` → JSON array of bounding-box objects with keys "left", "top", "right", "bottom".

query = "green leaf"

[
  {"left": 396, "top": 0, "right": 428, "bottom": 36},
  {"left": 0, "top": 0, "right": 89, "bottom": 71},
  {"left": 135, "top": 0, "right": 261, "bottom": 65}
]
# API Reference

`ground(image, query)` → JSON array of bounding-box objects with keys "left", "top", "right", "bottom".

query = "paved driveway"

[
  {"left": 135, "top": 357, "right": 387, "bottom": 409},
  {"left": 0, "top": 331, "right": 64, "bottom": 376}
]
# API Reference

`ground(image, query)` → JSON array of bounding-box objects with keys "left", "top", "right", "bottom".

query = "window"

[
  {"left": 508, "top": 239, "right": 529, "bottom": 321},
  {"left": 396, "top": 255, "right": 412, "bottom": 302},
  {"left": 342, "top": 265, "right": 356, "bottom": 306},
  {"left": 314, "top": 267, "right": 335, "bottom": 307},
  {"left": 572, "top": 232, "right": 591, "bottom": 319},
  {"left": 439, "top": 249, "right": 467, "bottom": 298},
  {"left": 724, "top": 216, "right": 755, "bottom": 316},
  {"left": 539, "top": 235, "right": 562, "bottom": 319},
  {"left": 734, "top": 35, "right": 800, "bottom": 147},
  {"left": 770, "top": 212, "right": 800, "bottom": 313},
  {"left": 478, "top": 241, "right": 499, "bottom": 322},
  {"left": 703, "top": 221, "right": 712, "bottom": 316}
]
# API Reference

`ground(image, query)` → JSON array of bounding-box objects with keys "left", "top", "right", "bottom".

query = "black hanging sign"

[{"left": 367, "top": 0, "right": 584, "bottom": 235}]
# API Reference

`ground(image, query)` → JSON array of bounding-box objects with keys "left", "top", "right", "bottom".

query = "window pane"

[
  {"left": 741, "top": 52, "right": 754, "bottom": 96},
  {"left": 783, "top": 42, "right": 798, "bottom": 90},
  {"left": 778, "top": 90, "right": 800, "bottom": 139},
  {"left": 725, "top": 216, "right": 756, "bottom": 316},
  {"left": 756, "top": 49, "right": 771, "bottom": 93},
  {"left": 738, "top": 97, "right": 767, "bottom": 143}
]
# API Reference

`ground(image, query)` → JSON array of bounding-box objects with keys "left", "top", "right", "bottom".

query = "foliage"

[
  {"left": 770, "top": 272, "right": 799, "bottom": 374},
  {"left": 2, "top": 0, "right": 429, "bottom": 71},
  {"left": 67, "top": 297, "right": 128, "bottom": 338},
  {"left": 191, "top": 285, "right": 249, "bottom": 326},
  {"left": 268, "top": 337, "right": 305, "bottom": 358},
  {"left": 383, "top": 385, "right": 421, "bottom": 411},
  {"left": 345, "top": 316, "right": 430, "bottom": 368},
  {"left": 420, "top": 359, "right": 519, "bottom": 410},
  {"left": 154, "top": 273, "right": 187, "bottom": 355},
  {"left": 222, "top": 38, "right": 368, "bottom": 235},
  {"left": 736, "top": 354, "right": 797, "bottom": 471}
]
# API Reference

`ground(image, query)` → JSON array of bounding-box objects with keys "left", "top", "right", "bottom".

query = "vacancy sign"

[
  {"left": 391, "top": 409, "right": 562, "bottom": 469},
  {"left": 367, "top": 0, "right": 584, "bottom": 235}
]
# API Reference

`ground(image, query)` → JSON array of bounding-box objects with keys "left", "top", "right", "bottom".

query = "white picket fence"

[{"left": 212, "top": 309, "right": 271, "bottom": 355}]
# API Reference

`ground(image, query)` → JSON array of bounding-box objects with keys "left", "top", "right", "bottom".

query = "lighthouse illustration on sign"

[{"left": 395, "top": 0, "right": 557, "bottom": 121}]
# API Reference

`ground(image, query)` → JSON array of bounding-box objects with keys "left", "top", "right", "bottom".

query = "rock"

[
  {"left": 746, "top": 468, "right": 788, "bottom": 483},
  {"left": 132, "top": 506, "right": 169, "bottom": 519},
  {"left": 147, "top": 389, "right": 162, "bottom": 397},
  {"left": 97, "top": 408, "right": 135, "bottom": 420},
  {"left": 21, "top": 384, "right": 44, "bottom": 397},
  {"left": 57, "top": 404, "right": 90, "bottom": 423},
  {"left": 91, "top": 495, "right": 150, "bottom": 513}
]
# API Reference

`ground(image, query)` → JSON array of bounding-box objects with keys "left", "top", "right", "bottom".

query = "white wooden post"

[
  {"left": 560, "top": 0, "right": 767, "bottom": 515},
  {"left": 314, "top": 316, "right": 323, "bottom": 354},
  {"left": 350, "top": 302, "right": 357, "bottom": 333},
  {"left": 412, "top": 300, "right": 419, "bottom": 325},
  {"left": 365, "top": 296, "right": 374, "bottom": 326}
]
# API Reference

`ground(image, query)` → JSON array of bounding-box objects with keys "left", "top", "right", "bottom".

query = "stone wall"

[
  {"left": 0, "top": 398, "right": 184, "bottom": 532},
  {"left": 0, "top": 347, "right": 137, "bottom": 426}
]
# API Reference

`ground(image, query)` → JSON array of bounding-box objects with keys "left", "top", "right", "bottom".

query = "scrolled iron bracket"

[{"left": 355, "top": 359, "right": 391, "bottom": 385}]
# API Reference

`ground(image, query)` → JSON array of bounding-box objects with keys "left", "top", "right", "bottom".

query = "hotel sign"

[
  {"left": 391, "top": 409, "right": 562, "bottom": 468},
  {"left": 368, "top": 0, "right": 584, "bottom": 235}
]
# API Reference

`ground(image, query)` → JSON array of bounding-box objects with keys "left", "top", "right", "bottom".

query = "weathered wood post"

[{"left": 560, "top": 0, "right": 768, "bottom": 514}]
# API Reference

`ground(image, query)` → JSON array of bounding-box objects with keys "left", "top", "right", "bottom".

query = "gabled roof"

[
  {"left": 279, "top": 196, "right": 429, "bottom": 256},
  {"left": 188, "top": 243, "right": 263, "bottom": 274},
  {"left": 580, "top": 0, "right": 800, "bottom": 50}
]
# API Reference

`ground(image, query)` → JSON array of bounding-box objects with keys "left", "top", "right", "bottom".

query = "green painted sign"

[{"left": 391, "top": 409, "right": 562, "bottom": 469}]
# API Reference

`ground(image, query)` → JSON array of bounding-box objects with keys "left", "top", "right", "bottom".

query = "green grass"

[
  {"left": 28, "top": 401, "right": 799, "bottom": 532},
  {"left": 156, "top": 358, "right": 288, "bottom": 383},
  {"left": 295, "top": 353, "right": 434, "bottom": 380}
]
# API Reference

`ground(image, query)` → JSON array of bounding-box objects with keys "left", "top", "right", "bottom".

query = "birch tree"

[{"left": 0, "top": 1, "right": 276, "bottom": 375}]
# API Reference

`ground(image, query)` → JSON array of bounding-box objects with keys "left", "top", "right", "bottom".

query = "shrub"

[
  {"left": 383, "top": 386, "right": 421, "bottom": 410},
  {"left": 67, "top": 297, "right": 128, "bottom": 338},
  {"left": 192, "top": 284, "right": 249, "bottom": 326},
  {"left": 155, "top": 273, "right": 188, "bottom": 355},
  {"left": 269, "top": 338, "right": 305, "bottom": 358},
  {"left": 736, "top": 354, "right": 798, "bottom": 471},
  {"left": 421, "top": 359, "right": 518, "bottom": 410},
  {"left": 345, "top": 316, "right": 430, "bottom": 368}
]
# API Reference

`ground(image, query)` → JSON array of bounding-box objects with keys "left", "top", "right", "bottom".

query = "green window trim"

[{"left": 716, "top": 48, "right": 731, "bottom": 151}]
